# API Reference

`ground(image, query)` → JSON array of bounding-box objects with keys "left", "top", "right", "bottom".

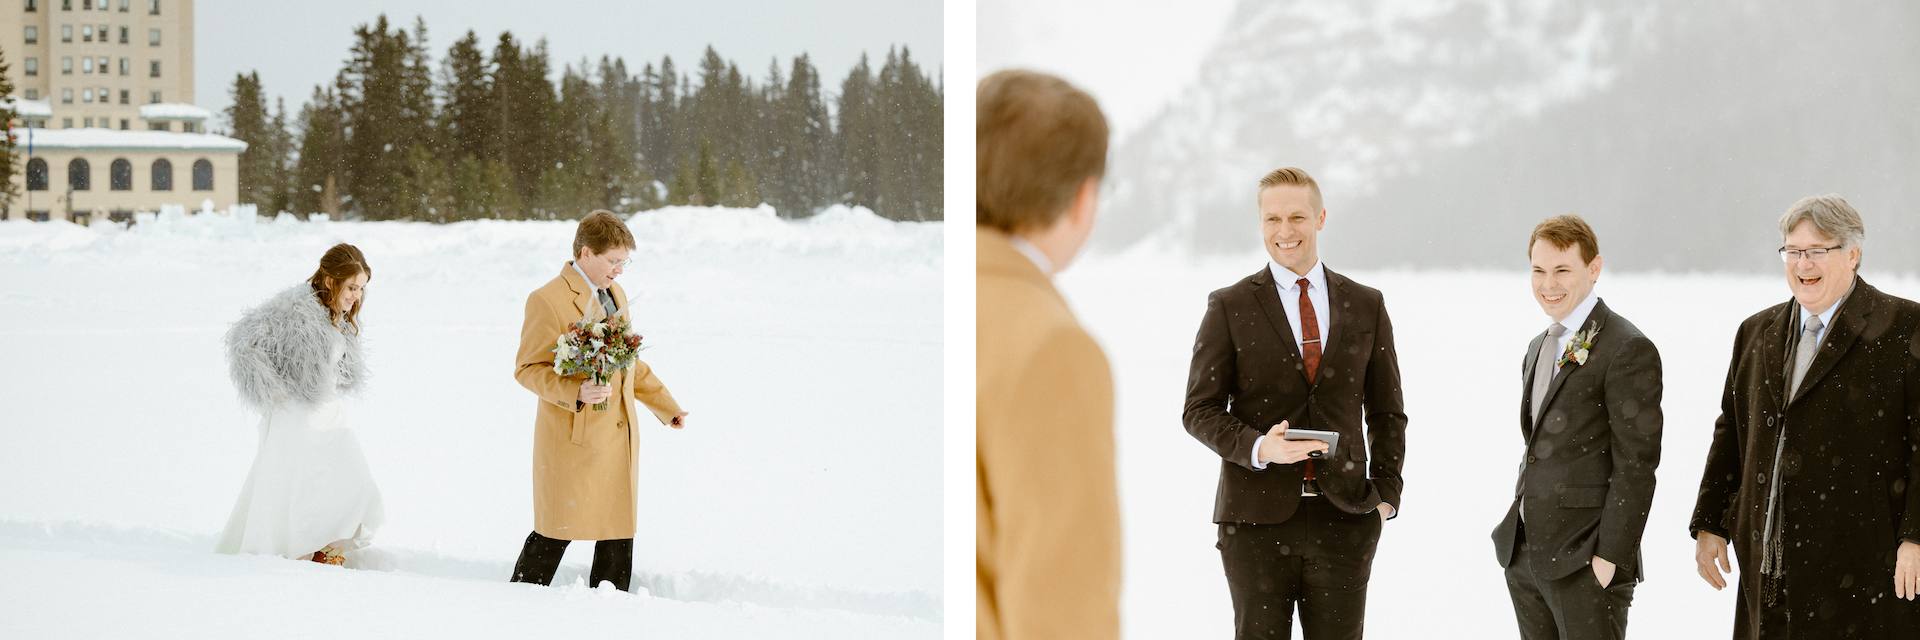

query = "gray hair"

[{"left": 1778, "top": 194, "right": 1866, "bottom": 254}]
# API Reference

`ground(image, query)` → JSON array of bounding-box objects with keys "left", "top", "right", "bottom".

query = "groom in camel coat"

[{"left": 510, "top": 209, "right": 688, "bottom": 592}]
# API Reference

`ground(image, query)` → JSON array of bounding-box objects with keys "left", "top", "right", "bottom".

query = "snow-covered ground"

[
  {"left": 1059, "top": 250, "right": 1920, "bottom": 638},
  {"left": 0, "top": 205, "right": 942, "bottom": 638}
]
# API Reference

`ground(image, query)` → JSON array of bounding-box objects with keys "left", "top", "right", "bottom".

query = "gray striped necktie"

[
  {"left": 1788, "top": 314, "right": 1824, "bottom": 398},
  {"left": 597, "top": 288, "right": 617, "bottom": 318},
  {"left": 1531, "top": 323, "right": 1567, "bottom": 423}
]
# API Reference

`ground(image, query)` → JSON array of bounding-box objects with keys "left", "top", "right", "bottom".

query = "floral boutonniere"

[{"left": 1556, "top": 325, "right": 1600, "bottom": 368}]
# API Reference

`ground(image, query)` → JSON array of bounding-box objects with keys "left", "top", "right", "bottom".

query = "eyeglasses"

[
  {"left": 603, "top": 255, "right": 631, "bottom": 269},
  {"left": 1778, "top": 245, "right": 1845, "bottom": 263}
]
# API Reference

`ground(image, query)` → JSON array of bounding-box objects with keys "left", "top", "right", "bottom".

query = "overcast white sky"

[
  {"left": 195, "top": 0, "right": 942, "bottom": 125},
  {"left": 976, "top": 0, "right": 1236, "bottom": 137}
]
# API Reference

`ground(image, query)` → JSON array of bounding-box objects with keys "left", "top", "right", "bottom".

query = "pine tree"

[
  {"left": 439, "top": 29, "right": 492, "bottom": 163},
  {"left": 837, "top": 54, "right": 880, "bottom": 211},
  {"left": 267, "top": 97, "right": 296, "bottom": 215},
  {"left": 225, "top": 71, "right": 273, "bottom": 207},
  {"left": 0, "top": 46, "right": 22, "bottom": 212},
  {"left": 294, "top": 85, "right": 347, "bottom": 217}
]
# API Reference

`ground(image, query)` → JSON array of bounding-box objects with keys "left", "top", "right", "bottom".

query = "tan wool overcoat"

[
  {"left": 514, "top": 262, "right": 682, "bottom": 541},
  {"left": 975, "top": 227, "right": 1121, "bottom": 639}
]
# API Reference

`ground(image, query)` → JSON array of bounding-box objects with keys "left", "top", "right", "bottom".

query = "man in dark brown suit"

[
  {"left": 1690, "top": 194, "right": 1920, "bottom": 638},
  {"left": 1183, "top": 167, "right": 1407, "bottom": 640},
  {"left": 1492, "top": 215, "right": 1663, "bottom": 640}
]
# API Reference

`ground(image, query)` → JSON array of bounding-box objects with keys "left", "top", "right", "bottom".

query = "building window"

[
  {"left": 61, "top": 88, "right": 72, "bottom": 103},
  {"left": 82, "top": 57, "right": 92, "bottom": 74},
  {"left": 97, "top": 56, "right": 106, "bottom": 71},
  {"left": 83, "top": 116, "right": 93, "bottom": 127},
  {"left": 26, "top": 0, "right": 38, "bottom": 12},
  {"left": 118, "top": 58, "right": 127, "bottom": 76},
  {"left": 82, "top": 89, "right": 92, "bottom": 103},
  {"left": 149, "top": 90, "right": 160, "bottom": 103},
  {"left": 118, "top": 0, "right": 125, "bottom": 10},
  {"left": 149, "top": 60, "right": 159, "bottom": 77},
  {"left": 26, "top": 158, "right": 48, "bottom": 191},
  {"left": 62, "top": 0, "right": 70, "bottom": 9},
  {"left": 147, "top": 0, "right": 155, "bottom": 14},
  {"left": 148, "top": 121, "right": 167, "bottom": 131},
  {"left": 151, "top": 158, "right": 172, "bottom": 190},
  {"left": 109, "top": 159, "right": 131, "bottom": 190},
  {"left": 61, "top": 57, "right": 71, "bottom": 74},
  {"left": 83, "top": 25, "right": 93, "bottom": 42},
  {"left": 82, "top": 0, "right": 89, "bottom": 8},
  {"left": 68, "top": 158, "right": 90, "bottom": 191},
  {"left": 148, "top": 28, "right": 158, "bottom": 46},
  {"left": 192, "top": 159, "right": 212, "bottom": 191},
  {"left": 24, "top": 26, "right": 37, "bottom": 44},
  {"left": 60, "top": 117, "right": 71, "bottom": 127},
  {"left": 24, "top": 58, "right": 36, "bottom": 76},
  {"left": 61, "top": 25, "right": 71, "bottom": 42},
  {"left": 119, "top": 89, "right": 128, "bottom": 104},
  {"left": 23, "top": 89, "right": 37, "bottom": 100},
  {"left": 118, "top": 26, "right": 126, "bottom": 44}
]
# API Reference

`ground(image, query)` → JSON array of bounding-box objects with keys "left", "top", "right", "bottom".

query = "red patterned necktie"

[{"left": 1297, "top": 277, "right": 1322, "bottom": 491}]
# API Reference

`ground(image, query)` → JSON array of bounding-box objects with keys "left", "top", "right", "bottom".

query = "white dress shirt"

[
  {"left": 1252, "top": 261, "right": 1331, "bottom": 471},
  {"left": 1546, "top": 290, "right": 1602, "bottom": 360}
]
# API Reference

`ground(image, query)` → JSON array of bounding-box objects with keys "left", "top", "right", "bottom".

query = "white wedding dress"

[{"left": 215, "top": 338, "right": 385, "bottom": 559}]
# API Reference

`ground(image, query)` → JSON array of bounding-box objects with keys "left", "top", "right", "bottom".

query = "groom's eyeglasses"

[{"left": 605, "top": 256, "right": 632, "bottom": 269}]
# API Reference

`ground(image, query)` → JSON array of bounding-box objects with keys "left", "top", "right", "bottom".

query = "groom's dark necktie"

[
  {"left": 597, "top": 288, "right": 617, "bottom": 317},
  {"left": 1297, "top": 277, "right": 1322, "bottom": 494}
]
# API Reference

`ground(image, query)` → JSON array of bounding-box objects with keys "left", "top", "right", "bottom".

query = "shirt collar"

[
  {"left": 1009, "top": 236, "right": 1054, "bottom": 277},
  {"left": 1269, "top": 260, "right": 1327, "bottom": 293},
  {"left": 1551, "top": 289, "right": 1601, "bottom": 333}
]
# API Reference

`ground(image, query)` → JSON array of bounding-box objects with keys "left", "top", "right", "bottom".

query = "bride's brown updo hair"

[{"left": 308, "top": 243, "right": 371, "bottom": 330}]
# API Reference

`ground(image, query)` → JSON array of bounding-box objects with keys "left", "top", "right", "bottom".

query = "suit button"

[
  {"left": 618, "top": 421, "right": 627, "bottom": 429},
  {"left": 1527, "top": 456, "right": 1538, "bottom": 464},
  {"left": 1766, "top": 416, "right": 1774, "bottom": 427}
]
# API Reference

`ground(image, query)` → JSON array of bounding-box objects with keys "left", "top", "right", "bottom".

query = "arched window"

[
  {"left": 150, "top": 158, "right": 172, "bottom": 191},
  {"left": 191, "top": 158, "right": 212, "bottom": 191},
  {"left": 109, "top": 158, "right": 131, "bottom": 190},
  {"left": 26, "top": 158, "right": 48, "bottom": 191},
  {"left": 67, "top": 158, "right": 90, "bottom": 191}
]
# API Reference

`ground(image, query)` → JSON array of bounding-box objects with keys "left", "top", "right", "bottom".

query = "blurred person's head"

[
  {"left": 1776, "top": 195, "right": 1863, "bottom": 315},
  {"left": 1526, "top": 215, "right": 1602, "bottom": 322},
  {"left": 977, "top": 69, "right": 1109, "bottom": 273},
  {"left": 1257, "top": 167, "right": 1325, "bottom": 276}
]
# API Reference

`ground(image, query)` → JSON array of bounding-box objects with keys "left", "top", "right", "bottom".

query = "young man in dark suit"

[
  {"left": 1183, "top": 167, "right": 1408, "bottom": 640},
  {"left": 1492, "top": 215, "right": 1663, "bottom": 640}
]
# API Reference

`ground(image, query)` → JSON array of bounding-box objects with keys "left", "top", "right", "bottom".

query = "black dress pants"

[
  {"left": 1218, "top": 496, "right": 1384, "bottom": 640},
  {"left": 510, "top": 530, "right": 634, "bottom": 592},
  {"left": 1503, "top": 523, "right": 1634, "bottom": 640}
]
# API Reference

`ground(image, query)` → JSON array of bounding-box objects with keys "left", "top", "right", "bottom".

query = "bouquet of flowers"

[{"left": 552, "top": 314, "right": 645, "bottom": 411}]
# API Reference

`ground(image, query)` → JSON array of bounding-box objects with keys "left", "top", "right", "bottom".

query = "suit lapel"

[
  {"left": 1521, "top": 331, "right": 1546, "bottom": 437},
  {"left": 1760, "top": 303, "right": 1790, "bottom": 410},
  {"left": 1789, "top": 279, "right": 1873, "bottom": 407},
  {"left": 1249, "top": 266, "right": 1309, "bottom": 384},
  {"left": 1533, "top": 299, "right": 1610, "bottom": 431},
  {"left": 561, "top": 262, "right": 597, "bottom": 321},
  {"left": 1323, "top": 267, "right": 1359, "bottom": 369}
]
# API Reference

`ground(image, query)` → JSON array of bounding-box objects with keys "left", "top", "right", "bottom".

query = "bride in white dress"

[{"left": 215, "top": 243, "right": 385, "bottom": 565}]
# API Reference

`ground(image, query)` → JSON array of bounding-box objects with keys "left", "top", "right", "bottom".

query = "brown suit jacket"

[
  {"left": 514, "top": 262, "right": 683, "bottom": 541},
  {"left": 975, "top": 228, "right": 1121, "bottom": 640}
]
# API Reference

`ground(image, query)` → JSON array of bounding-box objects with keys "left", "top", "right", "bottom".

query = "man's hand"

[
  {"left": 1895, "top": 540, "right": 1920, "bottom": 600},
  {"left": 669, "top": 412, "right": 690, "bottom": 429},
  {"left": 1695, "top": 532, "right": 1732, "bottom": 590},
  {"left": 578, "top": 381, "right": 612, "bottom": 405},
  {"left": 1377, "top": 503, "right": 1395, "bottom": 522},
  {"left": 1592, "top": 555, "right": 1617, "bottom": 588},
  {"left": 1257, "top": 421, "right": 1328, "bottom": 465}
]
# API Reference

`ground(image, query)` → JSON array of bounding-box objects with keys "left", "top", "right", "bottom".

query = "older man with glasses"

[{"left": 1689, "top": 194, "right": 1920, "bottom": 638}]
